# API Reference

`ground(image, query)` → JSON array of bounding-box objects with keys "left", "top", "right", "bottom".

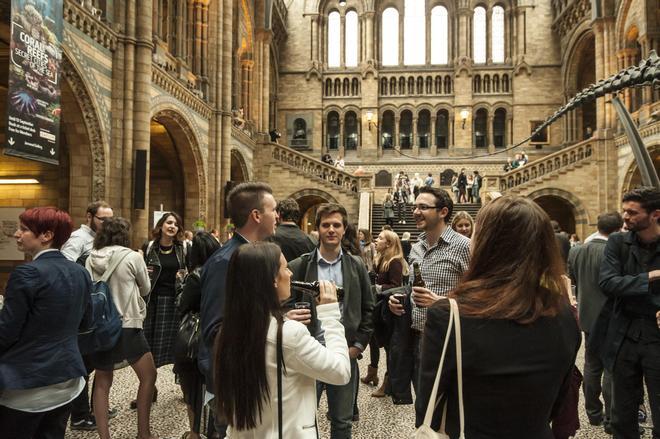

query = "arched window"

[
  {"left": 343, "top": 78, "right": 350, "bottom": 96},
  {"left": 328, "top": 11, "right": 340, "bottom": 68},
  {"left": 493, "top": 108, "right": 507, "bottom": 147},
  {"left": 493, "top": 74, "right": 500, "bottom": 92},
  {"left": 399, "top": 77, "right": 406, "bottom": 94},
  {"left": 404, "top": 0, "right": 425, "bottom": 65},
  {"left": 334, "top": 78, "right": 341, "bottom": 95},
  {"left": 381, "top": 77, "right": 388, "bottom": 95},
  {"left": 444, "top": 76, "right": 452, "bottom": 94},
  {"left": 431, "top": 6, "right": 448, "bottom": 65},
  {"left": 426, "top": 76, "right": 433, "bottom": 94},
  {"left": 345, "top": 10, "right": 358, "bottom": 67},
  {"left": 345, "top": 111, "right": 358, "bottom": 150},
  {"left": 473, "top": 6, "right": 486, "bottom": 64},
  {"left": 474, "top": 108, "right": 488, "bottom": 147},
  {"left": 351, "top": 78, "right": 359, "bottom": 95},
  {"left": 484, "top": 74, "right": 491, "bottom": 93},
  {"left": 325, "top": 79, "right": 332, "bottom": 96},
  {"left": 473, "top": 75, "right": 482, "bottom": 93},
  {"left": 502, "top": 74, "right": 510, "bottom": 92},
  {"left": 390, "top": 77, "right": 397, "bottom": 95},
  {"left": 382, "top": 8, "right": 399, "bottom": 66},
  {"left": 400, "top": 110, "right": 412, "bottom": 149},
  {"left": 382, "top": 111, "right": 395, "bottom": 149},
  {"left": 418, "top": 110, "right": 431, "bottom": 148},
  {"left": 435, "top": 76, "right": 442, "bottom": 94},
  {"left": 417, "top": 76, "right": 424, "bottom": 94},
  {"left": 327, "top": 111, "right": 340, "bottom": 150},
  {"left": 408, "top": 77, "right": 415, "bottom": 95},
  {"left": 436, "top": 109, "right": 449, "bottom": 148},
  {"left": 492, "top": 6, "right": 505, "bottom": 63}
]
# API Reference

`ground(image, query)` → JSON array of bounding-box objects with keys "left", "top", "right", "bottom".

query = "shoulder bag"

[{"left": 413, "top": 298, "right": 465, "bottom": 439}]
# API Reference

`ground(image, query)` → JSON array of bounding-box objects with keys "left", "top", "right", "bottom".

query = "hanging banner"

[{"left": 4, "top": 0, "right": 63, "bottom": 165}]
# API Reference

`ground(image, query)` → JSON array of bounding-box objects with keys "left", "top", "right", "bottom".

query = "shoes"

[
  {"left": 392, "top": 398, "right": 413, "bottom": 405},
  {"left": 603, "top": 423, "right": 612, "bottom": 435},
  {"left": 360, "top": 366, "right": 379, "bottom": 387},
  {"left": 352, "top": 413, "right": 359, "bottom": 422},
  {"left": 589, "top": 417, "right": 604, "bottom": 426},
  {"left": 130, "top": 387, "right": 158, "bottom": 410},
  {"left": 70, "top": 415, "right": 96, "bottom": 431},
  {"left": 371, "top": 374, "right": 389, "bottom": 398},
  {"left": 639, "top": 406, "right": 647, "bottom": 423}
]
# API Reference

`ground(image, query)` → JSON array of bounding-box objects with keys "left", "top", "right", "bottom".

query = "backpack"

[{"left": 79, "top": 251, "right": 130, "bottom": 355}]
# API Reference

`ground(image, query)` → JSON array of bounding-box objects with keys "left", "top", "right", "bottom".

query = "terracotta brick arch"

[{"left": 150, "top": 108, "right": 208, "bottom": 228}]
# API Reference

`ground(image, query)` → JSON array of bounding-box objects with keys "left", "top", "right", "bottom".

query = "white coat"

[{"left": 226, "top": 303, "right": 351, "bottom": 438}]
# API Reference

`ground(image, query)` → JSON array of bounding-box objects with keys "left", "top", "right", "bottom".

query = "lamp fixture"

[
  {"left": 0, "top": 178, "right": 40, "bottom": 185},
  {"left": 366, "top": 110, "right": 377, "bottom": 132},
  {"left": 460, "top": 109, "right": 470, "bottom": 129},
  {"left": 339, "top": 0, "right": 346, "bottom": 6}
]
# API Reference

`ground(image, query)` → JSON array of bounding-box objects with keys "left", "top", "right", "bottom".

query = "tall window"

[
  {"left": 382, "top": 8, "right": 399, "bottom": 66},
  {"left": 345, "top": 10, "right": 358, "bottom": 67},
  {"left": 492, "top": 6, "right": 505, "bottom": 63},
  {"left": 328, "top": 11, "right": 340, "bottom": 67},
  {"left": 431, "top": 6, "right": 448, "bottom": 64},
  {"left": 327, "top": 111, "right": 340, "bottom": 150},
  {"left": 473, "top": 6, "right": 486, "bottom": 64},
  {"left": 404, "top": 0, "right": 425, "bottom": 65}
]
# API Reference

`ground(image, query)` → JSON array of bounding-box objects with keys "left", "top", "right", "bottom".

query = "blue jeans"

[{"left": 317, "top": 358, "right": 359, "bottom": 439}]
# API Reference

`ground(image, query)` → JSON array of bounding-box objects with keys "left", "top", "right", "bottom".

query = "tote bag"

[{"left": 413, "top": 298, "right": 465, "bottom": 439}]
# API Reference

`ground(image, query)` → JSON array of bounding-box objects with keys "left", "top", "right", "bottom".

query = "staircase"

[{"left": 371, "top": 203, "right": 482, "bottom": 242}]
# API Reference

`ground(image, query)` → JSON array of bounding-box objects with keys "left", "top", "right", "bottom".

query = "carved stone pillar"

[
  {"left": 365, "top": 11, "right": 374, "bottom": 63},
  {"left": 412, "top": 117, "right": 419, "bottom": 155},
  {"left": 430, "top": 114, "right": 438, "bottom": 156},
  {"left": 486, "top": 6, "right": 492, "bottom": 63},
  {"left": 310, "top": 14, "right": 319, "bottom": 63},
  {"left": 394, "top": 116, "right": 400, "bottom": 149}
]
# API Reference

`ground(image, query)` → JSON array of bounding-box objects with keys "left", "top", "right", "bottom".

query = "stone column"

[
  {"left": 398, "top": 12, "right": 404, "bottom": 65},
  {"left": 487, "top": 114, "right": 494, "bottom": 153},
  {"left": 449, "top": 117, "right": 455, "bottom": 149},
  {"left": 394, "top": 116, "right": 400, "bottom": 149},
  {"left": 310, "top": 14, "right": 319, "bottom": 63},
  {"left": 430, "top": 114, "right": 438, "bottom": 156},
  {"left": 220, "top": 0, "right": 233, "bottom": 223},
  {"left": 339, "top": 118, "right": 345, "bottom": 157},
  {"left": 340, "top": 13, "right": 345, "bottom": 67},
  {"left": 131, "top": 0, "right": 154, "bottom": 245},
  {"left": 114, "top": 0, "right": 130, "bottom": 216},
  {"left": 365, "top": 11, "right": 374, "bottom": 63},
  {"left": 412, "top": 117, "right": 418, "bottom": 155},
  {"left": 260, "top": 30, "right": 272, "bottom": 133},
  {"left": 486, "top": 6, "right": 492, "bottom": 63}
]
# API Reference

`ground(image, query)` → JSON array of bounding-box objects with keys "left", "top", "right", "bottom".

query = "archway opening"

[
  {"left": 297, "top": 194, "right": 334, "bottom": 234},
  {"left": 534, "top": 195, "right": 576, "bottom": 234},
  {"left": 624, "top": 148, "right": 660, "bottom": 193},
  {"left": 149, "top": 119, "right": 185, "bottom": 229},
  {"left": 231, "top": 150, "right": 248, "bottom": 183}
]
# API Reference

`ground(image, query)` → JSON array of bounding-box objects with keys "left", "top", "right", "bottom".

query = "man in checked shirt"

[{"left": 388, "top": 186, "right": 470, "bottom": 395}]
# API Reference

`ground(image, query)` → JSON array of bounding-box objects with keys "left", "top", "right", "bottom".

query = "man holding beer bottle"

[{"left": 388, "top": 187, "right": 470, "bottom": 394}]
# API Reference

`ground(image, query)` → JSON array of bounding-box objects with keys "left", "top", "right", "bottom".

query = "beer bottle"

[{"left": 412, "top": 262, "right": 426, "bottom": 288}]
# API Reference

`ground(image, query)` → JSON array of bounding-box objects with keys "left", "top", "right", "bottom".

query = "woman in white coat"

[{"left": 214, "top": 242, "right": 351, "bottom": 438}]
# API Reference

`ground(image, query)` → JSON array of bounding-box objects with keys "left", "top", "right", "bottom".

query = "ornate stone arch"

[
  {"left": 620, "top": 143, "right": 660, "bottom": 198},
  {"left": 289, "top": 188, "right": 339, "bottom": 204},
  {"left": 150, "top": 105, "right": 208, "bottom": 224},
  {"left": 527, "top": 187, "right": 591, "bottom": 226},
  {"left": 230, "top": 148, "right": 251, "bottom": 182},
  {"left": 562, "top": 25, "right": 595, "bottom": 93},
  {"left": 61, "top": 55, "right": 107, "bottom": 201}
]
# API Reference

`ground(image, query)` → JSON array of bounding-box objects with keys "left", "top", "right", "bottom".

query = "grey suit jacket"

[{"left": 568, "top": 237, "right": 608, "bottom": 333}]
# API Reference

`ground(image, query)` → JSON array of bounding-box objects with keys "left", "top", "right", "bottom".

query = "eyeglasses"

[
  {"left": 412, "top": 204, "right": 438, "bottom": 212},
  {"left": 94, "top": 215, "right": 113, "bottom": 221}
]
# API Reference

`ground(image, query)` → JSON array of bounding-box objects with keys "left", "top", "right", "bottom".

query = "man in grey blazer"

[
  {"left": 289, "top": 203, "right": 374, "bottom": 439},
  {"left": 568, "top": 211, "right": 623, "bottom": 433}
]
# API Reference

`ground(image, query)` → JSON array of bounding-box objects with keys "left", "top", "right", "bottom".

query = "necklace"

[{"left": 159, "top": 244, "right": 173, "bottom": 255}]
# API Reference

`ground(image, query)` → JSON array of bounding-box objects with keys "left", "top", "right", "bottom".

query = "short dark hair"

[
  {"left": 94, "top": 217, "right": 131, "bottom": 249},
  {"left": 227, "top": 182, "right": 273, "bottom": 228},
  {"left": 597, "top": 212, "right": 623, "bottom": 235},
  {"left": 19, "top": 207, "right": 73, "bottom": 249},
  {"left": 86, "top": 201, "right": 111, "bottom": 217},
  {"left": 151, "top": 212, "right": 184, "bottom": 242},
  {"left": 315, "top": 203, "right": 348, "bottom": 230},
  {"left": 189, "top": 231, "right": 221, "bottom": 269},
  {"left": 622, "top": 187, "right": 660, "bottom": 214},
  {"left": 277, "top": 198, "right": 301, "bottom": 223},
  {"left": 550, "top": 220, "right": 561, "bottom": 233},
  {"left": 417, "top": 186, "right": 454, "bottom": 222}
]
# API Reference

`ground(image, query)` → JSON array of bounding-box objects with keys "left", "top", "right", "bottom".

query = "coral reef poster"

[{"left": 4, "top": 0, "right": 62, "bottom": 165}]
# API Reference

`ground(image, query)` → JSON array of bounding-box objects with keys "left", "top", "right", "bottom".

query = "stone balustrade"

[
  {"left": 64, "top": 0, "right": 117, "bottom": 50},
  {"left": 269, "top": 144, "right": 371, "bottom": 195},
  {"left": 498, "top": 139, "right": 593, "bottom": 191},
  {"left": 152, "top": 65, "right": 213, "bottom": 119}
]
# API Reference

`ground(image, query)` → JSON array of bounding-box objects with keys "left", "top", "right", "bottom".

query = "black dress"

[{"left": 415, "top": 301, "right": 581, "bottom": 439}]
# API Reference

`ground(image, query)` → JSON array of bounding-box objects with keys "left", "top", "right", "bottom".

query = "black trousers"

[
  {"left": 583, "top": 332, "right": 612, "bottom": 424},
  {"left": 0, "top": 403, "right": 72, "bottom": 439},
  {"left": 388, "top": 311, "right": 420, "bottom": 403},
  {"left": 611, "top": 318, "right": 660, "bottom": 439}
]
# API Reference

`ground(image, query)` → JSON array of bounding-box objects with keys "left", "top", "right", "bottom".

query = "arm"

[
  {"left": 178, "top": 273, "right": 201, "bottom": 318},
  {"left": 286, "top": 303, "right": 351, "bottom": 386},
  {"left": 414, "top": 303, "right": 454, "bottom": 428},
  {"left": 60, "top": 236, "right": 83, "bottom": 262},
  {"left": 599, "top": 235, "right": 651, "bottom": 298},
  {"left": 0, "top": 266, "right": 37, "bottom": 353},
  {"left": 133, "top": 253, "right": 151, "bottom": 297},
  {"left": 200, "top": 256, "right": 229, "bottom": 354}
]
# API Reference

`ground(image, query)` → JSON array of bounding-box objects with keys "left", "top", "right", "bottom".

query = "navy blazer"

[
  {"left": 198, "top": 234, "right": 248, "bottom": 388},
  {"left": 0, "top": 251, "right": 91, "bottom": 390}
]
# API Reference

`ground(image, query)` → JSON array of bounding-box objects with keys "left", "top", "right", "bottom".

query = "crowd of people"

[{"left": 0, "top": 184, "right": 658, "bottom": 439}]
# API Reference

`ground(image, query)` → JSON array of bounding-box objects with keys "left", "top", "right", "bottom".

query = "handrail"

[
  {"left": 497, "top": 138, "right": 594, "bottom": 191},
  {"left": 267, "top": 143, "right": 371, "bottom": 196}
]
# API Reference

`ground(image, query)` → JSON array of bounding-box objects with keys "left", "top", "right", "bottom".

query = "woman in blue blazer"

[{"left": 0, "top": 207, "right": 92, "bottom": 439}]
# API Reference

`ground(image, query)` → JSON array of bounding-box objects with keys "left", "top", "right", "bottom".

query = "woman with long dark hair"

[
  {"left": 175, "top": 232, "right": 220, "bottom": 439},
  {"left": 86, "top": 217, "right": 156, "bottom": 439},
  {"left": 214, "top": 242, "right": 350, "bottom": 437},
  {"left": 416, "top": 196, "right": 580, "bottom": 438},
  {"left": 139, "top": 212, "right": 187, "bottom": 407}
]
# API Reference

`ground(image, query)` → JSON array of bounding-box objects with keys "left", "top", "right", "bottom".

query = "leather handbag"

[
  {"left": 413, "top": 298, "right": 465, "bottom": 439},
  {"left": 174, "top": 311, "right": 200, "bottom": 361}
]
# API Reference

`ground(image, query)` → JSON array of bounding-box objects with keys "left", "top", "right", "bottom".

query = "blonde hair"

[
  {"left": 375, "top": 230, "right": 409, "bottom": 276},
  {"left": 451, "top": 211, "right": 474, "bottom": 236}
]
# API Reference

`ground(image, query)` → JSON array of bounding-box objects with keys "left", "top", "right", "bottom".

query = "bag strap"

[
  {"left": 99, "top": 250, "right": 131, "bottom": 283},
  {"left": 450, "top": 298, "right": 465, "bottom": 439},
  {"left": 421, "top": 298, "right": 455, "bottom": 428},
  {"left": 276, "top": 319, "right": 284, "bottom": 439}
]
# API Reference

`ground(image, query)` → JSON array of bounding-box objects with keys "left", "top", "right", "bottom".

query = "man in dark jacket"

[
  {"left": 199, "top": 182, "right": 278, "bottom": 435},
  {"left": 568, "top": 211, "right": 622, "bottom": 432},
  {"left": 552, "top": 220, "right": 571, "bottom": 266},
  {"left": 599, "top": 187, "right": 660, "bottom": 439},
  {"left": 270, "top": 198, "right": 316, "bottom": 262},
  {"left": 289, "top": 203, "right": 374, "bottom": 439}
]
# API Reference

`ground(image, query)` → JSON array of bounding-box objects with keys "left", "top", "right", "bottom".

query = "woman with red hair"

[{"left": 0, "top": 207, "right": 92, "bottom": 439}]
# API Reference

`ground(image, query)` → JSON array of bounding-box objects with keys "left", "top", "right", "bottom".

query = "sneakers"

[{"left": 70, "top": 415, "right": 96, "bottom": 431}]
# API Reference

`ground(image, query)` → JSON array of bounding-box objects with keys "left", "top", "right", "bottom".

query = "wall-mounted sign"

[{"left": 4, "top": 0, "right": 63, "bottom": 165}]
